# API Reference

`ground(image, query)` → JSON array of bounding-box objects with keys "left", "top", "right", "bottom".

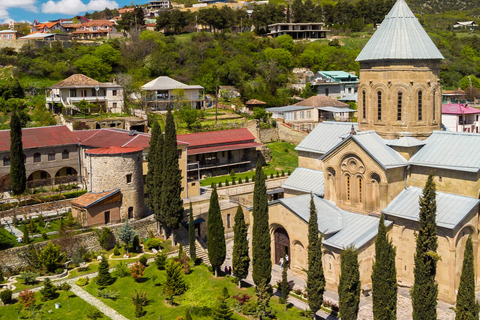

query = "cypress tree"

[
  {"left": 232, "top": 205, "right": 250, "bottom": 288},
  {"left": 307, "top": 194, "right": 325, "bottom": 319},
  {"left": 372, "top": 213, "right": 397, "bottom": 320},
  {"left": 412, "top": 172, "right": 439, "bottom": 320},
  {"left": 96, "top": 255, "right": 113, "bottom": 287},
  {"left": 22, "top": 224, "right": 29, "bottom": 244},
  {"left": 207, "top": 187, "right": 226, "bottom": 277},
  {"left": 10, "top": 110, "right": 26, "bottom": 195},
  {"left": 153, "top": 124, "right": 165, "bottom": 234},
  {"left": 252, "top": 159, "right": 271, "bottom": 286},
  {"left": 454, "top": 236, "right": 479, "bottom": 320},
  {"left": 188, "top": 202, "right": 196, "bottom": 261},
  {"left": 161, "top": 109, "right": 183, "bottom": 244},
  {"left": 280, "top": 251, "right": 291, "bottom": 311},
  {"left": 146, "top": 121, "right": 159, "bottom": 211},
  {"left": 339, "top": 247, "right": 361, "bottom": 320}
]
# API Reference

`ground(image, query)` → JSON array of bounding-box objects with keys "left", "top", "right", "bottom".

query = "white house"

[{"left": 442, "top": 103, "right": 480, "bottom": 133}]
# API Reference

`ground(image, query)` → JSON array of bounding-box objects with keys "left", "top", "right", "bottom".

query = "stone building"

[{"left": 258, "top": 0, "right": 480, "bottom": 304}]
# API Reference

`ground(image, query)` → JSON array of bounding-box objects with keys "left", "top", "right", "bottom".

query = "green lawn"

[
  {"left": 200, "top": 141, "right": 298, "bottom": 186},
  {"left": 0, "top": 291, "right": 99, "bottom": 320}
]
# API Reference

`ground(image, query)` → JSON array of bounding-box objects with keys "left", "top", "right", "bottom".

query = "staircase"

[{"left": 175, "top": 226, "right": 211, "bottom": 266}]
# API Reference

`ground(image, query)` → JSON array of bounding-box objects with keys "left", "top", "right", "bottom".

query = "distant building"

[
  {"left": 442, "top": 103, "right": 480, "bottom": 133},
  {"left": 267, "top": 23, "right": 329, "bottom": 40},
  {"left": 145, "top": 0, "right": 172, "bottom": 18},
  {"left": 0, "top": 30, "right": 21, "bottom": 40},
  {"left": 442, "top": 88, "right": 467, "bottom": 104},
  {"left": 71, "top": 20, "right": 119, "bottom": 39},
  {"left": 311, "top": 71, "right": 359, "bottom": 98},
  {"left": 19, "top": 33, "right": 69, "bottom": 41},
  {"left": 46, "top": 74, "right": 124, "bottom": 114},
  {"left": 454, "top": 21, "right": 478, "bottom": 31}
]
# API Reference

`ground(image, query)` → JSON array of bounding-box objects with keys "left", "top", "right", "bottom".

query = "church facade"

[{"left": 259, "top": 0, "right": 480, "bottom": 304}]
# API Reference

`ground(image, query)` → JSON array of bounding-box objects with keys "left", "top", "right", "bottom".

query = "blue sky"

[{"left": 1, "top": 0, "right": 135, "bottom": 23}]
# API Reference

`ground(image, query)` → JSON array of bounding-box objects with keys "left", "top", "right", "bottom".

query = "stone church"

[{"left": 261, "top": 0, "right": 480, "bottom": 304}]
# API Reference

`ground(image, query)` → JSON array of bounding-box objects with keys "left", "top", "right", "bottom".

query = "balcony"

[{"left": 187, "top": 156, "right": 252, "bottom": 172}]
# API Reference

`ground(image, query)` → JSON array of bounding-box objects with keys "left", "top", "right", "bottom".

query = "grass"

[
  {"left": 0, "top": 290, "right": 99, "bottom": 319},
  {"left": 200, "top": 141, "right": 298, "bottom": 186}
]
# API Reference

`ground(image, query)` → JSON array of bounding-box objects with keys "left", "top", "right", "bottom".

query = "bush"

[
  {"left": 40, "top": 278, "right": 57, "bottom": 301},
  {"left": 113, "top": 246, "right": 120, "bottom": 256},
  {"left": 86, "top": 307, "right": 103, "bottom": 319},
  {"left": 281, "top": 170, "right": 285, "bottom": 177},
  {"left": 155, "top": 253, "right": 167, "bottom": 270},
  {"left": 98, "top": 227, "right": 114, "bottom": 250},
  {"left": 18, "top": 289, "right": 36, "bottom": 308},
  {"left": 270, "top": 172, "right": 274, "bottom": 179},
  {"left": 63, "top": 190, "right": 87, "bottom": 199},
  {"left": 19, "top": 271, "right": 39, "bottom": 285},
  {"left": 144, "top": 238, "right": 162, "bottom": 250},
  {"left": 39, "top": 241, "right": 66, "bottom": 273},
  {"left": 139, "top": 256, "right": 148, "bottom": 266},
  {"left": 131, "top": 290, "right": 148, "bottom": 318},
  {"left": 148, "top": 230, "right": 154, "bottom": 239},
  {"left": 41, "top": 231, "right": 48, "bottom": 239},
  {"left": 276, "top": 171, "right": 280, "bottom": 177},
  {"left": 0, "top": 289, "right": 13, "bottom": 304},
  {"left": 114, "top": 261, "right": 130, "bottom": 278},
  {"left": 97, "top": 288, "right": 120, "bottom": 300},
  {"left": 287, "top": 170, "right": 291, "bottom": 175},
  {"left": 225, "top": 179, "right": 229, "bottom": 186},
  {"left": 242, "top": 299, "right": 257, "bottom": 315},
  {"left": 231, "top": 178, "right": 236, "bottom": 185},
  {"left": 132, "top": 235, "right": 140, "bottom": 252},
  {"left": 56, "top": 282, "right": 71, "bottom": 291},
  {"left": 218, "top": 181, "right": 222, "bottom": 187},
  {"left": 245, "top": 176, "right": 249, "bottom": 183},
  {"left": 130, "top": 261, "right": 145, "bottom": 282},
  {"left": 238, "top": 177, "right": 242, "bottom": 184},
  {"left": 76, "top": 277, "right": 89, "bottom": 286}
]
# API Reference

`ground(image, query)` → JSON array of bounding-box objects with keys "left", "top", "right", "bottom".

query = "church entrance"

[{"left": 274, "top": 227, "right": 290, "bottom": 265}]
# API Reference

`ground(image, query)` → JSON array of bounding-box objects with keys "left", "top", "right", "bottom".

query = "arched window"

[
  {"left": 34, "top": 153, "right": 41, "bottom": 163},
  {"left": 346, "top": 175, "right": 351, "bottom": 201},
  {"left": 3, "top": 156, "right": 10, "bottom": 166},
  {"left": 433, "top": 88, "right": 436, "bottom": 121},
  {"left": 358, "top": 177, "right": 363, "bottom": 203},
  {"left": 128, "top": 207, "right": 133, "bottom": 219},
  {"left": 418, "top": 90, "right": 423, "bottom": 121},
  {"left": 48, "top": 152, "right": 55, "bottom": 161},
  {"left": 62, "top": 150, "right": 69, "bottom": 159},
  {"left": 362, "top": 90, "right": 366, "bottom": 119},
  {"left": 397, "top": 91, "right": 402, "bottom": 121},
  {"left": 377, "top": 91, "right": 382, "bottom": 121}
]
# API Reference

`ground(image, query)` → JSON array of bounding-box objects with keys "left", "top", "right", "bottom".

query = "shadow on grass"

[
  {"left": 136, "top": 277, "right": 150, "bottom": 283},
  {"left": 191, "top": 306, "right": 213, "bottom": 317}
]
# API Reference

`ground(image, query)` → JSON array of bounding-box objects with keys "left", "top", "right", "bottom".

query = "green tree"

[
  {"left": 9, "top": 109, "right": 26, "bottom": 195},
  {"left": 117, "top": 219, "right": 137, "bottom": 252},
  {"left": 232, "top": 205, "right": 250, "bottom": 288},
  {"left": 454, "top": 236, "right": 479, "bottom": 320},
  {"left": 339, "top": 247, "right": 361, "bottom": 320},
  {"left": 213, "top": 287, "right": 233, "bottom": 320},
  {"left": 207, "top": 187, "right": 226, "bottom": 277},
  {"left": 22, "top": 224, "right": 29, "bottom": 244},
  {"left": 372, "top": 214, "right": 397, "bottom": 320},
  {"left": 307, "top": 194, "right": 325, "bottom": 318},
  {"left": 161, "top": 109, "right": 184, "bottom": 245},
  {"left": 73, "top": 54, "right": 111, "bottom": 81},
  {"left": 188, "top": 202, "right": 196, "bottom": 261},
  {"left": 153, "top": 123, "right": 165, "bottom": 234},
  {"left": 252, "top": 159, "right": 271, "bottom": 286},
  {"left": 279, "top": 251, "right": 291, "bottom": 310},
  {"left": 162, "top": 260, "right": 186, "bottom": 305},
  {"left": 146, "top": 113, "right": 159, "bottom": 212},
  {"left": 39, "top": 241, "right": 65, "bottom": 273},
  {"left": 255, "top": 279, "right": 274, "bottom": 320},
  {"left": 40, "top": 278, "right": 57, "bottom": 301},
  {"left": 96, "top": 255, "right": 113, "bottom": 287},
  {"left": 412, "top": 172, "right": 439, "bottom": 320}
]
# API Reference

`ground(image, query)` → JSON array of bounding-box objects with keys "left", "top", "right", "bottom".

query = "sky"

[{"left": 1, "top": 0, "right": 135, "bottom": 23}]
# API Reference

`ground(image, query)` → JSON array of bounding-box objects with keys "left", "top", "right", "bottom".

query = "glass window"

[
  {"left": 397, "top": 91, "right": 402, "bottom": 121},
  {"left": 126, "top": 174, "right": 132, "bottom": 183},
  {"left": 112, "top": 90, "right": 117, "bottom": 96},
  {"left": 3, "top": 156, "right": 10, "bottom": 166},
  {"left": 346, "top": 175, "right": 350, "bottom": 201},
  {"left": 48, "top": 152, "right": 55, "bottom": 161},
  {"left": 34, "top": 153, "right": 41, "bottom": 163},
  {"left": 362, "top": 90, "right": 366, "bottom": 119},
  {"left": 433, "top": 88, "right": 436, "bottom": 120},
  {"left": 69, "top": 89, "right": 76, "bottom": 97},
  {"left": 358, "top": 178, "right": 363, "bottom": 203},
  {"left": 418, "top": 91, "right": 423, "bottom": 121},
  {"left": 377, "top": 91, "right": 382, "bottom": 121},
  {"left": 62, "top": 150, "right": 69, "bottom": 159}
]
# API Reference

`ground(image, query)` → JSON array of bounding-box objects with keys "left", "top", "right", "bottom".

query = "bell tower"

[{"left": 356, "top": 0, "right": 444, "bottom": 139}]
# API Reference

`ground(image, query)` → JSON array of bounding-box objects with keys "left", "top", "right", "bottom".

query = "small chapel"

[{"left": 261, "top": 0, "right": 480, "bottom": 304}]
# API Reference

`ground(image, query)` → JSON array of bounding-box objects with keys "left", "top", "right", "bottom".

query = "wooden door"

[
  {"left": 104, "top": 211, "right": 110, "bottom": 224},
  {"left": 274, "top": 228, "right": 290, "bottom": 265}
]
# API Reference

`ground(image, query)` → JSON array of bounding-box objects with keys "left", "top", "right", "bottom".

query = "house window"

[
  {"left": 306, "top": 111, "right": 311, "bottom": 118},
  {"left": 62, "top": 150, "right": 69, "bottom": 159},
  {"left": 113, "top": 102, "right": 117, "bottom": 109},
  {"left": 112, "top": 90, "right": 117, "bottom": 96},
  {"left": 300, "top": 111, "right": 304, "bottom": 119},
  {"left": 3, "top": 156, "right": 10, "bottom": 166},
  {"left": 34, "top": 153, "right": 41, "bottom": 163},
  {"left": 418, "top": 91, "right": 423, "bottom": 121},
  {"left": 433, "top": 88, "right": 436, "bottom": 120},
  {"left": 227, "top": 214, "right": 231, "bottom": 228},
  {"left": 362, "top": 90, "right": 366, "bottom": 119},
  {"left": 48, "top": 152, "right": 55, "bottom": 161},
  {"left": 126, "top": 174, "right": 132, "bottom": 183},
  {"left": 346, "top": 175, "right": 350, "bottom": 201},
  {"left": 177, "top": 149, "right": 182, "bottom": 159},
  {"left": 358, "top": 178, "right": 363, "bottom": 203},
  {"left": 325, "top": 88, "right": 329, "bottom": 96},
  {"left": 92, "top": 26, "right": 98, "bottom": 31},
  {"left": 397, "top": 91, "right": 402, "bottom": 121},
  {"left": 70, "top": 89, "right": 76, "bottom": 97},
  {"left": 81, "top": 89, "right": 87, "bottom": 97},
  {"left": 377, "top": 91, "right": 382, "bottom": 121}
]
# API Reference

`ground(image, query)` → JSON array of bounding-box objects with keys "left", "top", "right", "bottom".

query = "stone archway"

[{"left": 273, "top": 227, "right": 290, "bottom": 265}]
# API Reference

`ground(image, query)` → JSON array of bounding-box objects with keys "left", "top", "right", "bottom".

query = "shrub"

[
  {"left": 218, "top": 181, "right": 222, "bottom": 187},
  {"left": 19, "top": 271, "right": 39, "bottom": 285},
  {"left": 39, "top": 241, "right": 66, "bottom": 273},
  {"left": 131, "top": 290, "right": 148, "bottom": 318},
  {"left": 211, "top": 182, "right": 215, "bottom": 189},
  {"left": 287, "top": 170, "right": 291, "bottom": 175},
  {"left": 139, "top": 256, "right": 148, "bottom": 266},
  {"left": 76, "top": 277, "right": 89, "bottom": 286},
  {"left": 55, "top": 282, "right": 71, "bottom": 291},
  {"left": 97, "top": 288, "right": 120, "bottom": 300},
  {"left": 144, "top": 238, "right": 162, "bottom": 250},
  {"left": 242, "top": 299, "right": 257, "bottom": 315},
  {"left": 276, "top": 171, "right": 280, "bottom": 177},
  {"left": 231, "top": 178, "right": 236, "bottom": 185},
  {"left": 63, "top": 190, "right": 87, "bottom": 199},
  {"left": 230, "top": 169, "right": 236, "bottom": 178},
  {"left": 270, "top": 172, "right": 274, "bottom": 179},
  {"left": 132, "top": 235, "right": 140, "bottom": 252},
  {"left": 0, "top": 289, "right": 13, "bottom": 304},
  {"left": 148, "top": 230, "right": 154, "bottom": 239},
  {"left": 155, "top": 253, "right": 167, "bottom": 270},
  {"left": 238, "top": 177, "right": 242, "bottom": 184},
  {"left": 113, "top": 246, "right": 120, "bottom": 256},
  {"left": 281, "top": 170, "right": 285, "bottom": 177},
  {"left": 42, "top": 231, "right": 48, "bottom": 239},
  {"left": 130, "top": 261, "right": 145, "bottom": 281},
  {"left": 225, "top": 179, "right": 229, "bottom": 186},
  {"left": 18, "top": 289, "right": 36, "bottom": 308},
  {"left": 98, "top": 227, "right": 114, "bottom": 250},
  {"left": 114, "top": 261, "right": 130, "bottom": 278},
  {"left": 86, "top": 307, "right": 103, "bottom": 319},
  {"left": 232, "top": 293, "right": 250, "bottom": 305},
  {"left": 55, "top": 268, "right": 63, "bottom": 274},
  {"left": 40, "top": 278, "right": 57, "bottom": 301},
  {"left": 245, "top": 176, "right": 249, "bottom": 183}
]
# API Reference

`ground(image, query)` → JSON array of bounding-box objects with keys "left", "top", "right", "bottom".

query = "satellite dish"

[{"left": 95, "top": 86, "right": 99, "bottom": 91}]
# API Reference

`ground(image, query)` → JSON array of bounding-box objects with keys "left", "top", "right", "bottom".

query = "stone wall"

[
  {"left": 278, "top": 123, "right": 307, "bottom": 145},
  {"left": 259, "top": 128, "right": 279, "bottom": 143},
  {"left": 0, "top": 39, "right": 101, "bottom": 52}
]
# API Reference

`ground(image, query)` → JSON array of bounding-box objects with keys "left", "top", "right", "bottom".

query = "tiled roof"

[
  {"left": 294, "top": 95, "right": 349, "bottom": 108},
  {"left": 245, "top": 99, "right": 266, "bottom": 105},
  {"left": 85, "top": 146, "right": 143, "bottom": 155},
  {"left": 356, "top": 0, "right": 443, "bottom": 61},
  {"left": 383, "top": 187, "right": 479, "bottom": 229},
  {"left": 75, "top": 129, "right": 154, "bottom": 149},
  {"left": 0, "top": 125, "right": 78, "bottom": 152},
  {"left": 442, "top": 104, "right": 480, "bottom": 115},
  {"left": 282, "top": 168, "right": 325, "bottom": 196},
  {"left": 295, "top": 122, "right": 357, "bottom": 154},
  {"left": 51, "top": 74, "right": 121, "bottom": 89},
  {"left": 81, "top": 20, "right": 115, "bottom": 27},
  {"left": 71, "top": 189, "right": 120, "bottom": 208},
  {"left": 177, "top": 128, "right": 257, "bottom": 148}
]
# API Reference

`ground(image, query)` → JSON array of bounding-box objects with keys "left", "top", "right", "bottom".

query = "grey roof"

[
  {"left": 266, "top": 105, "right": 311, "bottom": 113},
  {"left": 20, "top": 33, "right": 56, "bottom": 39},
  {"left": 141, "top": 76, "right": 204, "bottom": 91},
  {"left": 409, "top": 131, "right": 480, "bottom": 172},
  {"left": 317, "top": 106, "right": 356, "bottom": 113},
  {"left": 0, "top": 30, "right": 16, "bottom": 33},
  {"left": 295, "top": 122, "right": 357, "bottom": 154},
  {"left": 356, "top": 0, "right": 444, "bottom": 61},
  {"left": 282, "top": 168, "right": 325, "bottom": 196},
  {"left": 321, "top": 131, "right": 408, "bottom": 169},
  {"left": 382, "top": 187, "right": 479, "bottom": 229},
  {"left": 338, "top": 93, "right": 357, "bottom": 102},
  {"left": 386, "top": 136, "right": 426, "bottom": 147}
]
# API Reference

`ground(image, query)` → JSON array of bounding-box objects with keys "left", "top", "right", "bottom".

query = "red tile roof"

[
  {"left": 86, "top": 146, "right": 143, "bottom": 155},
  {"left": 245, "top": 99, "right": 266, "bottom": 105},
  {"left": 294, "top": 95, "right": 349, "bottom": 108},
  {"left": 0, "top": 125, "right": 79, "bottom": 152},
  {"left": 442, "top": 104, "right": 480, "bottom": 115},
  {"left": 177, "top": 128, "right": 256, "bottom": 147},
  {"left": 71, "top": 188, "right": 120, "bottom": 208}
]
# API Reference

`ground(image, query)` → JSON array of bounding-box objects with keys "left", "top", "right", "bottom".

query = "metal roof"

[
  {"left": 382, "top": 187, "right": 479, "bottom": 229},
  {"left": 409, "top": 131, "right": 480, "bottom": 172},
  {"left": 386, "top": 136, "right": 426, "bottom": 147},
  {"left": 338, "top": 93, "right": 358, "bottom": 102},
  {"left": 356, "top": 0, "right": 444, "bottom": 61},
  {"left": 266, "top": 106, "right": 312, "bottom": 113},
  {"left": 317, "top": 106, "right": 356, "bottom": 113},
  {"left": 295, "top": 122, "right": 357, "bottom": 154},
  {"left": 141, "top": 76, "right": 204, "bottom": 91},
  {"left": 282, "top": 168, "right": 325, "bottom": 196}
]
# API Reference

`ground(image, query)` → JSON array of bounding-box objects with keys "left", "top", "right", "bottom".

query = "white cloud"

[
  {"left": 42, "top": 0, "right": 119, "bottom": 15},
  {"left": 0, "top": 0, "right": 37, "bottom": 22}
]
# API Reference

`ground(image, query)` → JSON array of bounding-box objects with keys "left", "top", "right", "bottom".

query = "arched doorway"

[{"left": 274, "top": 227, "right": 290, "bottom": 265}]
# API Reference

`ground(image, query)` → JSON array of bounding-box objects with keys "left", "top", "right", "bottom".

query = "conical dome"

[{"left": 356, "top": 0, "right": 443, "bottom": 61}]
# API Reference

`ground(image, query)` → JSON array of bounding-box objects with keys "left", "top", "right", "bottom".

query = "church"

[{"left": 260, "top": 0, "right": 480, "bottom": 304}]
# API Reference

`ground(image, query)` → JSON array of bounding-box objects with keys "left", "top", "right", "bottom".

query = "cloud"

[
  {"left": 0, "top": 0, "right": 37, "bottom": 22},
  {"left": 42, "top": 0, "right": 119, "bottom": 15}
]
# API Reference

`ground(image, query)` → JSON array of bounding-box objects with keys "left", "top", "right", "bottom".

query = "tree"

[
  {"left": 213, "top": 287, "right": 233, "bottom": 320},
  {"left": 152, "top": 122, "right": 165, "bottom": 234},
  {"left": 39, "top": 241, "right": 65, "bottom": 273},
  {"left": 96, "top": 255, "right": 113, "bottom": 287},
  {"left": 98, "top": 227, "right": 114, "bottom": 250},
  {"left": 412, "top": 172, "right": 439, "bottom": 320},
  {"left": 372, "top": 214, "right": 397, "bottom": 320},
  {"left": 279, "top": 251, "right": 291, "bottom": 310},
  {"left": 454, "top": 236, "right": 479, "bottom": 320},
  {"left": 40, "top": 278, "right": 57, "bottom": 301},
  {"left": 256, "top": 279, "right": 274, "bottom": 320},
  {"left": 117, "top": 219, "right": 137, "bottom": 252},
  {"left": 232, "top": 205, "right": 250, "bottom": 288},
  {"left": 339, "top": 247, "right": 361, "bottom": 320},
  {"left": 130, "top": 261, "right": 145, "bottom": 282},
  {"left": 252, "top": 159, "right": 271, "bottom": 286},
  {"left": 22, "top": 224, "right": 29, "bottom": 244},
  {"left": 161, "top": 109, "right": 183, "bottom": 245},
  {"left": 189, "top": 202, "right": 196, "bottom": 261},
  {"left": 162, "top": 260, "right": 186, "bottom": 305},
  {"left": 10, "top": 109, "right": 26, "bottom": 195},
  {"left": 307, "top": 194, "right": 325, "bottom": 319},
  {"left": 146, "top": 119, "right": 159, "bottom": 212},
  {"left": 207, "top": 187, "right": 226, "bottom": 277}
]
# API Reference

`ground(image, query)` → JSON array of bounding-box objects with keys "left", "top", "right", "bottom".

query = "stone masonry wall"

[{"left": 278, "top": 123, "right": 308, "bottom": 145}]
